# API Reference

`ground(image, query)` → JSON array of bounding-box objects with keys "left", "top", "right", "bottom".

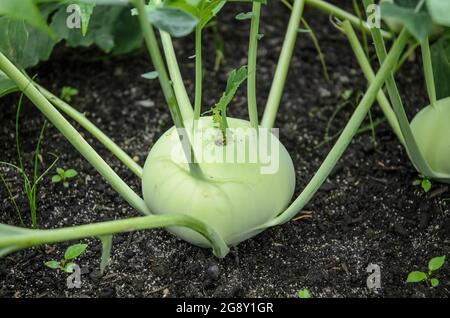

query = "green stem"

[
  {"left": 261, "top": 0, "right": 305, "bottom": 128},
  {"left": 134, "top": 0, "right": 202, "bottom": 178},
  {"left": 36, "top": 85, "right": 143, "bottom": 178},
  {"left": 247, "top": 1, "right": 261, "bottom": 129},
  {"left": 421, "top": 37, "right": 437, "bottom": 107},
  {"left": 194, "top": 25, "right": 202, "bottom": 121},
  {"left": 0, "top": 215, "right": 230, "bottom": 258},
  {"left": 352, "top": 0, "right": 369, "bottom": 57},
  {"left": 339, "top": 20, "right": 404, "bottom": 146},
  {"left": 362, "top": 0, "right": 435, "bottom": 178},
  {"left": 0, "top": 52, "right": 151, "bottom": 216},
  {"left": 261, "top": 28, "right": 410, "bottom": 228},
  {"left": 160, "top": 31, "right": 194, "bottom": 120},
  {"left": 305, "top": 0, "right": 392, "bottom": 39}
]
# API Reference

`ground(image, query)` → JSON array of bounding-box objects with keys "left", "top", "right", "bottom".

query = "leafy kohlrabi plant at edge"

[{"left": 0, "top": 0, "right": 448, "bottom": 264}]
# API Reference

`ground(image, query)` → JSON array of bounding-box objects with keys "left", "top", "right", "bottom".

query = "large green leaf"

[
  {"left": 0, "top": 17, "right": 57, "bottom": 69},
  {"left": 381, "top": 1, "right": 433, "bottom": 41},
  {"left": 431, "top": 30, "right": 450, "bottom": 99},
  {"left": 0, "top": 0, "right": 54, "bottom": 36},
  {"left": 148, "top": 7, "right": 199, "bottom": 37},
  {"left": 50, "top": 5, "right": 142, "bottom": 54}
]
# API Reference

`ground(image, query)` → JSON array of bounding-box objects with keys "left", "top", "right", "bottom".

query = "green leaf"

[
  {"left": 110, "top": 7, "right": 143, "bottom": 55},
  {"left": 297, "top": 288, "right": 311, "bottom": 298},
  {"left": 0, "top": 0, "right": 54, "bottom": 36},
  {"left": 63, "top": 181, "right": 69, "bottom": 188},
  {"left": 51, "top": 5, "right": 123, "bottom": 52},
  {"left": 147, "top": 7, "right": 199, "bottom": 37},
  {"left": 421, "top": 178, "right": 432, "bottom": 192},
  {"left": 64, "top": 169, "right": 78, "bottom": 178},
  {"left": 60, "top": 86, "right": 79, "bottom": 102},
  {"left": 219, "top": 65, "right": 248, "bottom": 110},
  {"left": 426, "top": 0, "right": 450, "bottom": 27},
  {"left": 406, "top": 271, "right": 427, "bottom": 283},
  {"left": 0, "top": 71, "right": 17, "bottom": 98},
  {"left": 56, "top": 167, "right": 65, "bottom": 176},
  {"left": 0, "top": 18, "right": 57, "bottom": 69},
  {"left": 98, "top": 234, "right": 113, "bottom": 274},
  {"left": 235, "top": 12, "right": 253, "bottom": 20},
  {"left": 381, "top": 2, "right": 433, "bottom": 41},
  {"left": 51, "top": 175, "right": 62, "bottom": 183},
  {"left": 64, "top": 243, "right": 87, "bottom": 260},
  {"left": 44, "top": 260, "right": 61, "bottom": 269},
  {"left": 78, "top": 3, "right": 96, "bottom": 36},
  {"left": 428, "top": 256, "right": 445, "bottom": 272},
  {"left": 412, "top": 179, "right": 421, "bottom": 186},
  {"left": 430, "top": 278, "right": 440, "bottom": 287},
  {"left": 141, "top": 71, "right": 159, "bottom": 80},
  {"left": 431, "top": 30, "right": 450, "bottom": 99}
]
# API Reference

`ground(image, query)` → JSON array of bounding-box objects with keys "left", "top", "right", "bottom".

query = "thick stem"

[
  {"left": 261, "top": 29, "right": 410, "bottom": 228},
  {"left": 0, "top": 215, "right": 230, "bottom": 258},
  {"left": 247, "top": 1, "right": 261, "bottom": 129},
  {"left": 339, "top": 21, "right": 404, "bottom": 145},
  {"left": 305, "top": 0, "right": 392, "bottom": 39},
  {"left": 37, "top": 85, "right": 143, "bottom": 178},
  {"left": 421, "top": 38, "right": 437, "bottom": 107},
  {"left": 261, "top": 0, "right": 305, "bottom": 128},
  {"left": 0, "top": 52, "right": 151, "bottom": 216},
  {"left": 193, "top": 26, "right": 202, "bottom": 121},
  {"left": 134, "top": 0, "right": 202, "bottom": 178}
]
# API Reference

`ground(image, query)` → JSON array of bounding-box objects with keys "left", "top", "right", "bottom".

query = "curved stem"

[
  {"left": 261, "top": 29, "right": 411, "bottom": 228},
  {"left": 0, "top": 215, "right": 230, "bottom": 258},
  {"left": 134, "top": 0, "right": 202, "bottom": 178},
  {"left": 339, "top": 20, "right": 404, "bottom": 146},
  {"left": 37, "top": 85, "right": 143, "bottom": 178},
  {"left": 421, "top": 37, "right": 437, "bottom": 107},
  {"left": 0, "top": 52, "right": 151, "bottom": 216},
  {"left": 261, "top": 0, "right": 305, "bottom": 129},
  {"left": 193, "top": 26, "right": 202, "bottom": 121},
  {"left": 305, "top": 0, "right": 392, "bottom": 39},
  {"left": 247, "top": 1, "right": 261, "bottom": 129}
]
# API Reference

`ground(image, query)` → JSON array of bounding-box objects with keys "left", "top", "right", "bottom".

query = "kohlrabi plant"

[{"left": 0, "top": 0, "right": 443, "bottom": 263}]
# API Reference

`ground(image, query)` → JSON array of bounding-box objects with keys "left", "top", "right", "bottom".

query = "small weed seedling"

[
  {"left": 406, "top": 255, "right": 446, "bottom": 288},
  {"left": 60, "top": 86, "right": 78, "bottom": 103},
  {"left": 297, "top": 288, "right": 311, "bottom": 298},
  {"left": 45, "top": 243, "right": 87, "bottom": 273},
  {"left": 413, "top": 174, "right": 432, "bottom": 193},
  {"left": 52, "top": 168, "right": 78, "bottom": 188}
]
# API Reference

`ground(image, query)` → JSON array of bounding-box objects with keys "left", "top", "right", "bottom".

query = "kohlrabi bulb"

[
  {"left": 142, "top": 116, "right": 295, "bottom": 247},
  {"left": 410, "top": 97, "right": 450, "bottom": 175}
]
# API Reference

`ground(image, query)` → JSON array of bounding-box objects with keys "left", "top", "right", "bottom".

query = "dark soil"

[{"left": 0, "top": 1, "right": 449, "bottom": 298}]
